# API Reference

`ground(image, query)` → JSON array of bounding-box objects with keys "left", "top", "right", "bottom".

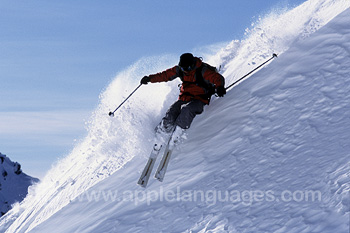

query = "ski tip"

[
  {"left": 137, "top": 181, "right": 147, "bottom": 188},
  {"left": 154, "top": 174, "right": 164, "bottom": 182},
  {"left": 137, "top": 179, "right": 147, "bottom": 188},
  {"left": 156, "top": 178, "right": 163, "bottom": 182}
]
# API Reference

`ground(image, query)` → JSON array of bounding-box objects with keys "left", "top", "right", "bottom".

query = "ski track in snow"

[{"left": 1, "top": 0, "right": 350, "bottom": 232}]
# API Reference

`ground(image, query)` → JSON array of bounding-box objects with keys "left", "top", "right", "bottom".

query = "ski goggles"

[{"left": 179, "top": 65, "right": 194, "bottom": 72}]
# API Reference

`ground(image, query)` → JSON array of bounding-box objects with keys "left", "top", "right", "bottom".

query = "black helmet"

[{"left": 179, "top": 53, "right": 195, "bottom": 71}]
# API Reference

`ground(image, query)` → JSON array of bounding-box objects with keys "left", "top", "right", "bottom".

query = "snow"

[
  {"left": 0, "top": 153, "right": 38, "bottom": 216},
  {"left": 1, "top": 0, "right": 349, "bottom": 232}
]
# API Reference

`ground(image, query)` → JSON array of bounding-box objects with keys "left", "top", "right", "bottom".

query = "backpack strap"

[{"left": 195, "top": 63, "right": 216, "bottom": 97}]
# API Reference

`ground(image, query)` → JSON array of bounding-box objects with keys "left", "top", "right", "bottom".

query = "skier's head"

[{"left": 179, "top": 53, "right": 195, "bottom": 72}]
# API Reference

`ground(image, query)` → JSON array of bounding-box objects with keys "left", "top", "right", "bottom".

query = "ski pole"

[
  {"left": 108, "top": 83, "right": 142, "bottom": 117},
  {"left": 225, "top": 53, "right": 278, "bottom": 91}
]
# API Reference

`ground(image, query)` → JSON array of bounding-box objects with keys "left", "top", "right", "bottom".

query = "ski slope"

[{"left": 1, "top": 0, "right": 349, "bottom": 232}]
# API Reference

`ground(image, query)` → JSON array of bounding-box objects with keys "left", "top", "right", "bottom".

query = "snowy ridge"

[
  {"left": 0, "top": 153, "right": 38, "bottom": 216},
  {"left": 1, "top": 0, "right": 349, "bottom": 232}
]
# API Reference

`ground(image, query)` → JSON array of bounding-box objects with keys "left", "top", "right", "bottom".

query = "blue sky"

[{"left": 0, "top": 0, "right": 306, "bottom": 178}]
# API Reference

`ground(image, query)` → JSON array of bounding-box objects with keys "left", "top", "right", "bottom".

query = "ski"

[
  {"left": 137, "top": 143, "right": 162, "bottom": 188},
  {"left": 154, "top": 128, "right": 181, "bottom": 182},
  {"left": 154, "top": 141, "right": 173, "bottom": 182}
]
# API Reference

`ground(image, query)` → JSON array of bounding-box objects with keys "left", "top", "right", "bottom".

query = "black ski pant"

[{"left": 158, "top": 99, "right": 205, "bottom": 133}]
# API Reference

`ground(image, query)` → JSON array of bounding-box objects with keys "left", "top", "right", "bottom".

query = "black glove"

[
  {"left": 216, "top": 86, "right": 226, "bottom": 97},
  {"left": 140, "top": 76, "right": 151, "bottom": 85}
]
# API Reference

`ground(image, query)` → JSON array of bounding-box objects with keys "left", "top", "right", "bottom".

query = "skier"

[
  {"left": 140, "top": 53, "right": 226, "bottom": 143},
  {"left": 137, "top": 53, "right": 276, "bottom": 186}
]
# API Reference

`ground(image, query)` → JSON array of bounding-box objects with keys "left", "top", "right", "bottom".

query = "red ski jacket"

[{"left": 149, "top": 57, "right": 225, "bottom": 104}]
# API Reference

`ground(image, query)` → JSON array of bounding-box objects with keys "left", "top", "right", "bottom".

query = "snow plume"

[
  {"left": 209, "top": 0, "right": 350, "bottom": 86},
  {"left": 0, "top": 55, "right": 179, "bottom": 232},
  {"left": 1, "top": 0, "right": 349, "bottom": 232}
]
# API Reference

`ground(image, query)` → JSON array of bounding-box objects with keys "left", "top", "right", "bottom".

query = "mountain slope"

[
  {"left": 1, "top": 0, "right": 349, "bottom": 232},
  {"left": 29, "top": 7, "right": 350, "bottom": 233},
  {"left": 0, "top": 153, "right": 38, "bottom": 217}
]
